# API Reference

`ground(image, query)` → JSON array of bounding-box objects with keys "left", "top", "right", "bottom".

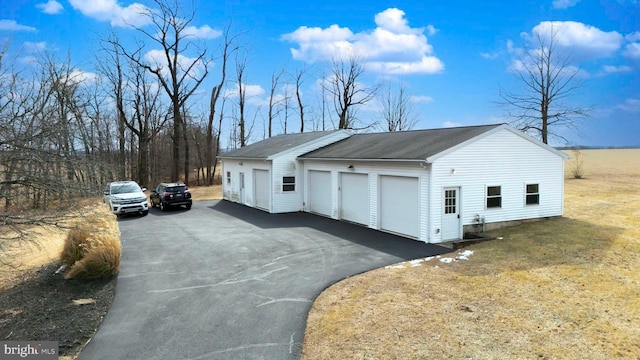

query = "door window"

[{"left": 445, "top": 189, "right": 457, "bottom": 214}]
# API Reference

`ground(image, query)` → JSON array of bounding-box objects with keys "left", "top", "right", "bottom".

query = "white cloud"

[
  {"left": 528, "top": 21, "right": 623, "bottom": 59},
  {"left": 601, "top": 65, "right": 633, "bottom": 74},
  {"left": 282, "top": 8, "right": 443, "bottom": 75},
  {"left": 623, "top": 42, "right": 640, "bottom": 59},
  {"left": 426, "top": 25, "right": 438, "bottom": 36},
  {"left": 0, "top": 20, "right": 36, "bottom": 32},
  {"left": 23, "top": 41, "right": 47, "bottom": 53},
  {"left": 615, "top": 98, "right": 640, "bottom": 113},
  {"left": 626, "top": 31, "right": 640, "bottom": 42},
  {"left": 410, "top": 95, "right": 434, "bottom": 104},
  {"left": 443, "top": 121, "right": 463, "bottom": 128},
  {"left": 36, "top": 0, "right": 63, "bottom": 15},
  {"left": 480, "top": 51, "right": 500, "bottom": 59},
  {"left": 183, "top": 25, "right": 222, "bottom": 40},
  {"left": 552, "top": 0, "right": 580, "bottom": 9},
  {"left": 63, "top": 69, "right": 100, "bottom": 86},
  {"left": 68, "top": 0, "right": 150, "bottom": 27},
  {"left": 144, "top": 49, "right": 207, "bottom": 79},
  {"left": 224, "top": 83, "right": 266, "bottom": 101}
]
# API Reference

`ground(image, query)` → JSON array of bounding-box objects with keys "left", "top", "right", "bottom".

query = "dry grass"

[
  {"left": 188, "top": 185, "right": 222, "bottom": 201},
  {"left": 60, "top": 205, "right": 121, "bottom": 280},
  {"left": 302, "top": 148, "right": 640, "bottom": 360}
]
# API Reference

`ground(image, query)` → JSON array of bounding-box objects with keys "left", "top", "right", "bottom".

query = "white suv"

[{"left": 103, "top": 181, "right": 149, "bottom": 217}]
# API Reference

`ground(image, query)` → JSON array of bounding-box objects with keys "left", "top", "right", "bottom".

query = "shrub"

[
  {"left": 571, "top": 148, "right": 584, "bottom": 179},
  {"left": 60, "top": 205, "right": 121, "bottom": 280}
]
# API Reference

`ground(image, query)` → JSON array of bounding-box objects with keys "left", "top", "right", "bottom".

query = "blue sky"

[{"left": 1, "top": 0, "right": 639, "bottom": 147}]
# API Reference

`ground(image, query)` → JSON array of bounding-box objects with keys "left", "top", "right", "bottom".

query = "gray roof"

[
  {"left": 218, "top": 131, "right": 338, "bottom": 159},
  {"left": 300, "top": 124, "right": 502, "bottom": 161}
]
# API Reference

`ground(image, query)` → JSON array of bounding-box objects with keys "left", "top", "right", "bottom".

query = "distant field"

[
  {"left": 564, "top": 148, "right": 640, "bottom": 178},
  {"left": 302, "top": 148, "right": 640, "bottom": 360}
]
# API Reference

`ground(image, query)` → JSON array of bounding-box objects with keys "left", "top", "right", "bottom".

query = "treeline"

[{"left": 0, "top": 0, "right": 421, "bottom": 232}]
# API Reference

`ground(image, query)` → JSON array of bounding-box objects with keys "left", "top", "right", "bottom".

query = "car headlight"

[{"left": 111, "top": 198, "right": 122, "bottom": 205}]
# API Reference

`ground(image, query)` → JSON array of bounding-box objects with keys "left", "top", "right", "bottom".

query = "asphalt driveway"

[{"left": 79, "top": 200, "right": 449, "bottom": 360}]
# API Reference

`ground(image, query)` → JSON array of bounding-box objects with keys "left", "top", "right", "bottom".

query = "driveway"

[{"left": 79, "top": 200, "right": 449, "bottom": 360}]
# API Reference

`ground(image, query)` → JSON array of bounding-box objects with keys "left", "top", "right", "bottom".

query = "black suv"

[{"left": 149, "top": 182, "right": 192, "bottom": 211}]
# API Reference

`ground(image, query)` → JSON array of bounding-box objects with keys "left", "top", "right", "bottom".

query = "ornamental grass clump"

[{"left": 60, "top": 204, "right": 121, "bottom": 280}]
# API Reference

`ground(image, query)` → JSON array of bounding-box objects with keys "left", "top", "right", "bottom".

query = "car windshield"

[
  {"left": 166, "top": 186, "right": 186, "bottom": 192},
  {"left": 111, "top": 183, "right": 141, "bottom": 194}
]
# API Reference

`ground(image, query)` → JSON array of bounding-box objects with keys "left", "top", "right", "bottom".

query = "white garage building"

[{"left": 220, "top": 124, "right": 569, "bottom": 244}]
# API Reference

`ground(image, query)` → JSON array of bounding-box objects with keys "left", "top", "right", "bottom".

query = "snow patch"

[{"left": 385, "top": 250, "right": 475, "bottom": 269}]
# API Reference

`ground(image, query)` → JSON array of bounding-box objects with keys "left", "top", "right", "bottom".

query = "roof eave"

[
  {"left": 217, "top": 155, "right": 271, "bottom": 161},
  {"left": 298, "top": 157, "right": 426, "bottom": 163}
]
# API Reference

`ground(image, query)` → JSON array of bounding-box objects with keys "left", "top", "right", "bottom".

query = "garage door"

[
  {"left": 379, "top": 175, "right": 419, "bottom": 238},
  {"left": 254, "top": 169, "right": 270, "bottom": 211},
  {"left": 340, "top": 173, "right": 369, "bottom": 225},
  {"left": 308, "top": 170, "right": 331, "bottom": 216}
]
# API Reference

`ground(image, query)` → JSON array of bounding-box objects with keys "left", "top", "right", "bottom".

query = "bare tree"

[
  {"left": 206, "top": 24, "right": 239, "bottom": 185},
  {"left": 235, "top": 56, "right": 247, "bottom": 146},
  {"left": 267, "top": 66, "right": 286, "bottom": 138},
  {"left": 378, "top": 83, "right": 418, "bottom": 132},
  {"left": 500, "top": 26, "right": 589, "bottom": 144},
  {"left": 100, "top": 34, "right": 166, "bottom": 187},
  {"left": 324, "top": 54, "right": 379, "bottom": 129},
  {"left": 124, "top": 0, "right": 210, "bottom": 180},
  {"left": 281, "top": 86, "right": 291, "bottom": 134},
  {"left": 294, "top": 67, "right": 306, "bottom": 133}
]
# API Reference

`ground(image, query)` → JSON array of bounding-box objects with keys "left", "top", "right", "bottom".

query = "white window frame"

[
  {"left": 282, "top": 176, "right": 296, "bottom": 192},
  {"left": 486, "top": 185, "right": 502, "bottom": 209},
  {"left": 525, "top": 183, "right": 540, "bottom": 205}
]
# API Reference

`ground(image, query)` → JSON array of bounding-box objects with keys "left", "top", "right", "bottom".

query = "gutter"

[{"left": 297, "top": 157, "right": 427, "bottom": 163}]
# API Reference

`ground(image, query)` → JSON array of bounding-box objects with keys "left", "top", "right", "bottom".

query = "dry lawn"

[
  {"left": 302, "top": 149, "right": 640, "bottom": 360},
  {"left": 188, "top": 184, "right": 223, "bottom": 201}
]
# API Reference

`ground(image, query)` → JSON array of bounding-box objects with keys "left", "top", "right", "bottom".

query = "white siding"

[
  {"left": 302, "top": 160, "right": 430, "bottom": 241},
  {"left": 222, "top": 160, "right": 270, "bottom": 208},
  {"left": 220, "top": 130, "right": 351, "bottom": 214},
  {"left": 270, "top": 131, "right": 351, "bottom": 213},
  {"left": 429, "top": 127, "right": 566, "bottom": 243}
]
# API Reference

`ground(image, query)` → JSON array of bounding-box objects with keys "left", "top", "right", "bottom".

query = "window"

[
  {"left": 526, "top": 183, "right": 539, "bottom": 205},
  {"left": 486, "top": 186, "right": 502, "bottom": 208},
  {"left": 444, "top": 189, "right": 457, "bottom": 214},
  {"left": 282, "top": 176, "right": 295, "bottom": 192},
  {"left": 226, "top": 171, "right": 231, "bottom": 185}
]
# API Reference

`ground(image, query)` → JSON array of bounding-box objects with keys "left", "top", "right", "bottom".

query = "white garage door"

[
  {"left": 254, "top": 169, "right": 270, "bottom": 211},
  {"left": 340, "top": 173, "right": 369, "bottom": 225},
  {"left": 379, "top": 175, "right": 419, "bottom": 238},
  {"left": 308, "top": 170, "right": 331, "bottom": 216}
]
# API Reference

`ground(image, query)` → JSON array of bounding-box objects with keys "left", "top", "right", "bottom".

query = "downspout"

[{"left": 421, "top": 160, "right": 430, "bottom": 243}]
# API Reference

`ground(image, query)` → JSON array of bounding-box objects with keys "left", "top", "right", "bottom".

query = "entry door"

[
  {"left": 239, "top": 172, "right": 245, "bottom": 203},
  {"left": 442, "top": 187, "right": 461, "bottom": 240}
]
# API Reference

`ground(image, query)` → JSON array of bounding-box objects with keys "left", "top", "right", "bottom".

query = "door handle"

[{"left": 457, "top": 214, "right": 460, "bottom": 219}]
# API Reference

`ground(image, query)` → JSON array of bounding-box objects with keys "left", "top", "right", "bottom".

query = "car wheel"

[
  {"left": 160, "top": 202, "right": 165, "bottom": 211},
  {"left": 142, "top": 210, "right": 149, "bottom": 216},
  {"left": 186, "top": 204, "right": 192, "bottom": 210}
]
